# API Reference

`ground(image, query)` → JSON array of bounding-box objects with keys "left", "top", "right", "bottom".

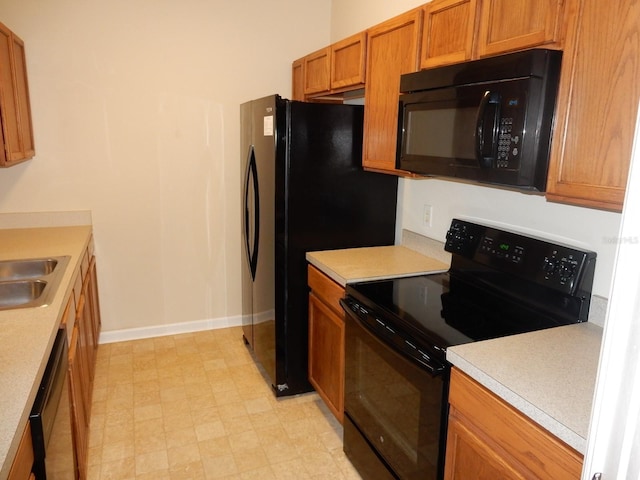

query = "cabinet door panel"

[
  {"left": 477, "top": 0, "right": 564, "bottom": 56},
  {"left": 363, "top": 9, "right": 422, "bottom": 174},
  {"left": 7, "top": 423, "right": 34, "bottom": 480},
  {"left": 292, "top": 58, "right": 304, "bottom": 101},
  {"left": 445, "top": 412, "right": 527, "bottom": 480},
  {"left": 446, "top": 369, "right": 583, "bottom": 479},
  {"left": 68, "top": 325, "right": 89, "bottom": 480},
  {"left": 0, "top": 24, "right": 20, "bottom": 164},
  {"left": 331, "top": 32, "right": 366, "bottom": 90},
  {"left": 308, "top": 292, "right": 345, "bottom": 423},
  {"left": 0, "top": 23, "right": 34, "bottom": 166},
  {"left": 421, "top": 0, "right": 478, "bottom": 69},
  {"left": 304, "top": 47, "right": 330, "bottom": 95},
  {"left": 10, "top": 35, "right": 34, "bottom": 159},
  {"left": 546, "top": 0, "right": 640, "bottom": 210}
]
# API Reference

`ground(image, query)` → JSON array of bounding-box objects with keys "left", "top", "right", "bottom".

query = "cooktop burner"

[{"left": 345, "top": 218, "right": 597, "bottom": 356}]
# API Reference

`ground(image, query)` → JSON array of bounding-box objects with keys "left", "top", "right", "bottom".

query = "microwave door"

[
  {"left": 398, "top": 92, "right": 481, "bottom": 175},
  {"left": 475, "top": 91, "right": 501, "bottom": 169}
]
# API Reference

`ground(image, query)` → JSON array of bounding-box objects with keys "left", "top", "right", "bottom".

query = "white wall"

[
  {"left": 0, "top": 0, "right": 332, "bottom": 333},
  {"left": 400, "top": 180, "right": 620, "bottom": 297},
  {"left": 330, "top": 0, "right": 426, "bottom": 40},
  {"left": 331, "top": 0, "right": 621, "bottom": 298}
]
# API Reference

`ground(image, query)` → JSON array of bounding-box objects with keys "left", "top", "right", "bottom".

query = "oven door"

[{"left": 342, "top": 298, "right": 449, "bottom": 480}]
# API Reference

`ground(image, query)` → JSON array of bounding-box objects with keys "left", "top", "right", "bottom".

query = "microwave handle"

[{"left": 475, "top": 90, "right": 501, "bottom": 168}]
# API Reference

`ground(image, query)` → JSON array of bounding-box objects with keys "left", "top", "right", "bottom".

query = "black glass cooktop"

[{"left": 345, "top": 271, "right": 583, "bottom": 353}]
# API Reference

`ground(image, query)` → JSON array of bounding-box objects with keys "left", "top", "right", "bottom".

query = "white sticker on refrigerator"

[{"left": 263, "top": 116, "right": 274, "bottom": 136}]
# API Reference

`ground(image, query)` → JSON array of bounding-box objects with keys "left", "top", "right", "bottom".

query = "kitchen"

[{"left": 0, "top": 0, "right": 637, "bottom": 479}]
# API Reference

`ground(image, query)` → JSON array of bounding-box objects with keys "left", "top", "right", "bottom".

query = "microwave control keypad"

[{"left": 497, "top": 118, "right": 519, "bottom": 168}]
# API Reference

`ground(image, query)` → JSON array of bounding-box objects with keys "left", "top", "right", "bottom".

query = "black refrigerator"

[{"left": 240, "top": 94, "right": 398, "bottom": 397}]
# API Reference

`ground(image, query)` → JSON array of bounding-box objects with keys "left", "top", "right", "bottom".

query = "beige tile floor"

[{"left": 87, "top": 326, "right": 362, "bottom": 480}]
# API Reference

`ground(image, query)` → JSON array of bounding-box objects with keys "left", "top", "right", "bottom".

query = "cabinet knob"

[{"left": 592, "top": 473, "right": 602, "bottom": 480}]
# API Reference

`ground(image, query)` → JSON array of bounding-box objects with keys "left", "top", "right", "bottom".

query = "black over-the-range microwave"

[{"left": 396, "top": 48, "right": 563, "bottom": 191}]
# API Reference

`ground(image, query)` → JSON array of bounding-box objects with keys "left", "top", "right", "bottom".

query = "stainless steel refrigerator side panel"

[{"left": 240, "top": 100, "right": 254, "bottom": 348}]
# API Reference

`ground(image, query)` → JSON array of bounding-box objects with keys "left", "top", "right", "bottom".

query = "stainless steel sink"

[
  {"left": 0, "top": 280, "right": 48, "bottom": 309},
  {"left": 0, "top": 258, "right": 60, "bottom": 280},
  {"left": 0, "top": 256, "right": 70, "bottom": 310}
]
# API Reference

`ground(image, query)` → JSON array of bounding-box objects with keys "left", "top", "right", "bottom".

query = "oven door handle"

[{"left": 341, "top": 298, "right": 447, "bottom": 376}]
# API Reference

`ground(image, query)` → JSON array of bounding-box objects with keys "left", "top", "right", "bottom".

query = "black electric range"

[{"left": 341, "top": 218, "right": 597, "bottom": 480}]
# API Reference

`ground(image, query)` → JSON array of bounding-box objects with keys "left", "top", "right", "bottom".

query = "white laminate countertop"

[
  {"left": 447, "top": 321, "right": 603, "bottom": 454},
  {"left": 306, "top": 245, "right": 450, "bottom": 286},
  {"left": 0, "top": 225, "right": 92, "bottom": 480}
]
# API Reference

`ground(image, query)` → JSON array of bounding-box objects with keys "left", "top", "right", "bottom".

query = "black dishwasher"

[{"left": 30, "top": 329, "right": 75, "bottom": 479}]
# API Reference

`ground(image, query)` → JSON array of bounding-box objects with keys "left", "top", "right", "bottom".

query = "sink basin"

[
  {"left": 0, "top": 258, "right": 60, "bottom": 281},
  {"left": 0, "top": 256, "right": 70, "bottom": 310},
  {"left": 0, "top": 280, "right": 47, "bottom": 309}
]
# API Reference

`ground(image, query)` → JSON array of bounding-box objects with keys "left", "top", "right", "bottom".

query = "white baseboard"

[{"left": 98, "top": 315, "right": 243, "bottom": 344}]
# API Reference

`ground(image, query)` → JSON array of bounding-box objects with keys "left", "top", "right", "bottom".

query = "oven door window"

[{"left": 344, "top": 314, "right": 446, "bottom": 480}]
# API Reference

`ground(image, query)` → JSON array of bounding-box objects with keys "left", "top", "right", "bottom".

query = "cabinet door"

[
  {"left": 330, "top": 32, "right": 366, "bottom": 90},
  {"left": 303, "top": 46, "right": 331, "bottom": 95},
  {"left": 421, "top": 0, "right": 478, "bottom": 69},
  {"left": 476, "top": 0, "right": 565, "bottom": 57},
  {"left": 7, "top": 422, "right": 34, "bottom": 480},
  {"left": 445, "top": 368, "right": 583, "bottom": 479},
  {"left": 0, "top": 23, "right": 34, "bottom": 166},
  {"left": 307, "top": 265, "right": 346, "bottom": 423},
  {"left": 87, "top": 256, "right": 102, "bottom": 348},
  {"left": 291, "top": 58, "right": 304, "bottom": 101},
  {"left": 363, "top": 8, "right": 423, "bottom": 174},
  {"left": 546, "top": 0, "right": 640, "bottom": 211},
  {"left": 308, "top": 292, "right": 345, "bottom": 423},
  {"left": 445, "top": 412, "right": 527, "bottom": 480},
  {"left": 0, "top": 24, "right": 21, "bottom": 165},
  {"left": 68, "top": 325, "right": 89, "bottom": 480},
  {"left": 76, "top": 288, "right": 95, "bottom": 420},
  {"left": 10, "top": 34, "right": 34, "bottom": 159}
]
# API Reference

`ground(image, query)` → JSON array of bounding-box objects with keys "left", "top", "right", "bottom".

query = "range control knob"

[
  {"left": 542, "top": 257, "right": 556, "bottom": 275},
  {"left": 558, "top": 260, "right": 577, "bottom": 281}
]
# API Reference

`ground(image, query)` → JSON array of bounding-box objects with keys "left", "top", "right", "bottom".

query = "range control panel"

[{"left": 445, "top": 218, "right": 597, "bottom": 296}]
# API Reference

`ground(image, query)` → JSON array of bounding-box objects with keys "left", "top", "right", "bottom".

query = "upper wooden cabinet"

[
  {"left": 545, "top": 0, "right": 640, "bottom": 211},
  {"left": 303, "top": 46, "right": 330, "bottom": 96},
  {"left": 362, "top": 8, "right": 423, "bottom": 174},
  {"left": 293, "top": 32, "right": 366, "bottom": 100},
  {"left": 0, "top": 22, "right": 34, "bottom": 167},
  {"left": 291, "top": 58, "right": 304, "bottom": 101},
  {"left": 330, "top": 32, "right": 366, "bottom": 90},
  {"left": 421, "top": 0, "right": 479, "bottom": 69},
  {"left": 476, "top": 0, "right": 566, "bottom": 57}
]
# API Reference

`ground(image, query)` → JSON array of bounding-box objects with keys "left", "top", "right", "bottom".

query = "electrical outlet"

[{"left": 423, "top": 204, "right": 433, "bottom": 227}]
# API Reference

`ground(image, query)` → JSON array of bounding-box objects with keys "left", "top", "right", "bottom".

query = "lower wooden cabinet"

[
  {"left": 307, "top": 265, "right": 346, "bottom": 423},
  {"left": 67, "top": 248, "right": 102, "bottom": 480},
  {"left": 445, "top": 368, "right": 583, "bottom": 479},
  {"left": 68, "top": 323, "right": 89, "bottom": 480},
  {"left": 7, "top": 422, "right": 34, "bottom": 480}
]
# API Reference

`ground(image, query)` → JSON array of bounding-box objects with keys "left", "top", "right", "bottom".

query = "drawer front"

[{"left": 308, "top": 265, "right": 345, "bottom": 316}]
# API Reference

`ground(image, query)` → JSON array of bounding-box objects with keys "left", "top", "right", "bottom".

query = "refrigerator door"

[
  {"left": 240, "top": 100, "right": 254, "bottom": 347},
  {"left": 241, "top": 95, "right": 398, "bottom": 397},
  {"left": 275, "top": 101, "right": 398, "bottom": 395},
  {"left": 248, "top": 95, "right": 278, "bottom": 386}
]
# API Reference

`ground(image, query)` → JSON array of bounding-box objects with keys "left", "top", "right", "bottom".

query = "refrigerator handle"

[{"left": 243, "top": 145, "right": 260, "bottom": 281}]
